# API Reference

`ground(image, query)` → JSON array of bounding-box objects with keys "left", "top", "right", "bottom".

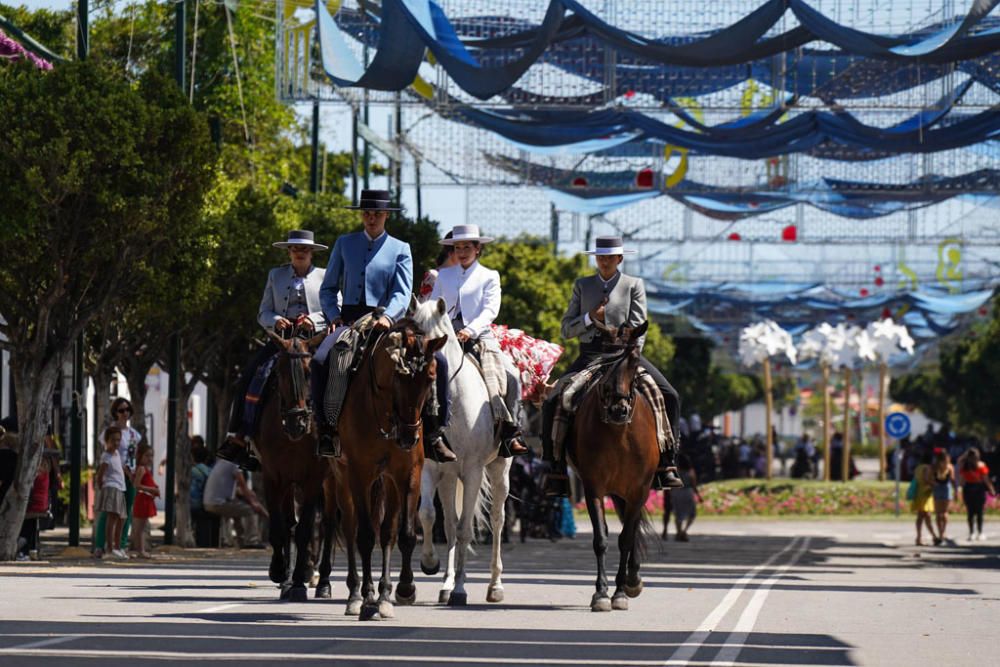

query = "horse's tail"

[
  {"left": 476, "top": 473, "right": 493, "bottom": 527},
  {"left": 369, "top": 476, "right": 387, "bottom": 531},
  {"left": 611, "top": 495, "right": 655, "bottom": 563}
]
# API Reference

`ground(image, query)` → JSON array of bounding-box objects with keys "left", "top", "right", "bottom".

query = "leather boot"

[
  {"left": 217, "top": 435, "right": 260, "bottom": 472},
  {"left": 424, "top": 428, "right": 458, "bottom": 463},
  {"left": 498, "top": 421, "right": 528, "bottom": 458},
  {"left": 653, "top": 450, "right": 683, "bottom": 490}
]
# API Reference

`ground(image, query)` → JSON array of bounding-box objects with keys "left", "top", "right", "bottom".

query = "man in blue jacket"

[{"left": 312, "top": 189, "right": 453, "bottom": 460}]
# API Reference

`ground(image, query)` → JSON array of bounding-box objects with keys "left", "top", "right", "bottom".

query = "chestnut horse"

[
  {"left": 330, "top": 319, "right": 446, "bottom": 620},
  {"left": 255, "top": 329, "right": 337, "bottom": 601},
  {"left": 569, "top": 321, "right": 655, "bottom": 612}
]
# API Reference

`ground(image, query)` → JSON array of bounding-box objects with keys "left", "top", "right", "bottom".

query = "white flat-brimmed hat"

[
  {"left": 272, "top": 229, "right": 329, "bottom": 251},
  {"left": 583, "top": 236, "right": 637, "bottom": 256},
  {"left": 439, "top": 224, "right": 495, "bottom": 245}
]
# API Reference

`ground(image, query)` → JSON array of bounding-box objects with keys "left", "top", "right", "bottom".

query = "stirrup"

[
  {"left": 653, "top": 467, "right": 684, "bottom": 490},
  {"left": 543, "top": 462, "right": 570, "bottom": 497},
  {"left": 316, "top": 431, "right": 341, "bottom": 459},
  {"left": 425, "top": 432, "right": 458, "bottom": 463}
]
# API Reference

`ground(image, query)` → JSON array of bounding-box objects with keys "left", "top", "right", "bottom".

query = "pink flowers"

[{"left": 0, "top": 30, "right": 53, "bottom": 70}]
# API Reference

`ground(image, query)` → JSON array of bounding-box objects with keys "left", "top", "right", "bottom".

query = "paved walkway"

[{"left": 1, "top": 518, "right": 997, "bottom": 665}]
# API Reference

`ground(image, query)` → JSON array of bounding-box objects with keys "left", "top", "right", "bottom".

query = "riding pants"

[{"left": 424, "top": 350, "right": 451, "bottom": 430}]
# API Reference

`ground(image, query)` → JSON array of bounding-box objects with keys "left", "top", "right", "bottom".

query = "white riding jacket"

[{"left": 430, "top": 260, "right": 501, "bottom": 351}]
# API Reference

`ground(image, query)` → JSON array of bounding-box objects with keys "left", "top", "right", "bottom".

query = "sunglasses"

[{"left": 116, "top": 407, "right": 132, "bottom": 415}]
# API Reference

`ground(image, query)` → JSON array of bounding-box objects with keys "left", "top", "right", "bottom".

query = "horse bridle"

[
  {"left": 276, "top": 325, "right": 313, "bottom": 433},
  {"left": 597, "top": 350, "right": 638, "bottom": 425},
  {"left": 366, "top": 329, "right": 428, "bottom": 443}
]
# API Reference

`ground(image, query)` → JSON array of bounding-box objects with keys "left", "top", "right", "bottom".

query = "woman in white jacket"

[{"left": 430, "top": 225, "right": 527, "bottom": 456}]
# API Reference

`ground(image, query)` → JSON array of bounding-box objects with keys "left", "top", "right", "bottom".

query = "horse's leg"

[
  {"left": 418, "top": 463, "right": 441, "bottom": 576},
  {"left": 338, "top": 481, "right": 363, "bottom": 616},
  {"left": 356, "top": 479, "right": 381, "bottom": 621},
  {"left": 610, "top": 496, "right": 640, "bottom": 611},
  {"left": 288, "top": 496, "right": 317, "bottom": 603},
  {"left": 485, "top": 457, "right": 510, "bottom": 603},
  {"left": 376, "top": 481, "right": 398, "bottom": 620},
  {"left": 449, "top": 464, "right": 485, "bottom": 607},
  {"left": 624, "top": 494, "right": 645, "bottom": 600},
  {"left": 396, "top": 467, "right": 420, "bottom": 606},
  {"left": 437, "top": 472, "right": 460, "bottom": 603},
  {"left": 315, "top": 504, "right": 335, "bottom": 599},
  {"left": 585, "top": 489, "right": 611, "bottom": 612},
  {"left": 264, "top": 477, "right": 289, "bottom": 587}
]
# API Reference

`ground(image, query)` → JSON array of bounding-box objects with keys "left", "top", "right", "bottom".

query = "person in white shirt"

[
  {"left": 430, "top": 225, "right": 527, "bottom": 456},
  {"left": 94, "top": 426, "right": 128, "bottom": 560}
]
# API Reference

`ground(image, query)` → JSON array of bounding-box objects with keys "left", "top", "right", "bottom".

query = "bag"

[{"left": 905, "top": 477, "right": 918, "bottom": 501}]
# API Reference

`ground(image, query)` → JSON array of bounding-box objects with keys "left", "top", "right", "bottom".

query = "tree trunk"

[
  {"left": 172, "top": 377, "right": 198, "bottom": 548},
  {"left": 878, "top": 363, "right": 887, "bottom": 482},
  {"left": 842, "top": 367, "right": 853, "bottom": 483},
  {"left": 91, "top": 366, "right": 113, "bottom": 464},
  {"left": 763, "top": 358, "right": 773, "bottom": 481},
  {"left": 123, "top": 359, "right": 155, "bottom": 442},
  {"left": 0, "top": 359, "right": 61, "bottom": 560},
  {"left": 208, "top": 382, "right": 233, "bottom": 453},
  {"left": 822, "top": 363, "right": 832, "bottom": 482}
]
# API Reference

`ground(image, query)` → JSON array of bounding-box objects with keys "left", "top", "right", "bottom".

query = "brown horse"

[
  {"left": 255, "top": 329, "right": 337, "bottom": 601},
  {"left": 330, "top": 319, "right": 446, "bottom": 620},
  {"left": 569, "top": 321, "right": 655, "bottom": 612}
]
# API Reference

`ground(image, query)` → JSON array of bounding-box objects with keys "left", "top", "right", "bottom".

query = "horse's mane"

[{"left": 410, "top": 299, "right": 455, "bottom": 340}]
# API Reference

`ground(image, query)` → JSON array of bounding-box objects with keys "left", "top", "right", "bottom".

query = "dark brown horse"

[
  {"left": 256, "top": 330, "right": 337, "bottom": 601},
  {"left": 329, "top": 319, "right": 445, "bottom": 620},
  {"left": 569, "top": 321, "right": 655, "bottom": 612}
]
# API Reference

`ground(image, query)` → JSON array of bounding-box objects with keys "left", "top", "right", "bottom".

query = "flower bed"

[{"left": 589, "top": 480, "right": 1000, "bottom": 517}]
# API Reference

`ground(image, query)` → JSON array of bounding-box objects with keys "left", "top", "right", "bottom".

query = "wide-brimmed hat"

[
  {"left": 439, "top": 224, "right": 495, "bottom": 245},
  {"left": 344, "top": 189, "right": 401, "bottom": 211},
  {"left": 272, "top": 229, "right": 328, "bottom": 251},
  {"left": 583, "top": 236, "right": 637, "bottom": 256}
]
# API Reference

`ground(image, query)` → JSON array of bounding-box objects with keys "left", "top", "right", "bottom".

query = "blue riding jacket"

[{"left": 320, "top": 230, "right": 413, "bottom": 324}]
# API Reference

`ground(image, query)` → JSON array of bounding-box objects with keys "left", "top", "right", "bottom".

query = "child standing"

[
  {"left": 131, "top": 444, "right": 160, "bottom": 558},
  {"left": 95, "top": 426, "right": 128, "bottom": 560},
  {"left": 671, "top": 454, "right": 703, "bottom": 542}
]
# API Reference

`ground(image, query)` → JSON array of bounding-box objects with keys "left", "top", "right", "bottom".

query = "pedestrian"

[
  {"left": 190, "top": 445, "right": 213, "bottom": 513},
  {"left": 910, "top": 449, "right": 937, "bottom": 546},
  {"left": 957, "top": 447, "right": 994, "bottom": 542},
  {"left": 130, "top": 443, "right": 159, "bottom": 558},
  {"left": 203, "top": 458, "right": 267, "bottom": 549},
  {"left": 94, "top": 426, "right": 129, "bottom": 560},
  {"left": 671, "top": 454, "right": 703, "bottom": 542},
  {"left": 93, "top": 398, "right": 142, "bottom": 558},
  {"left": 660, "top": 488, "right": 673, "bottom": 541},
  {"left": 931, "top": 448, "right": 957, "bottom": 545}
]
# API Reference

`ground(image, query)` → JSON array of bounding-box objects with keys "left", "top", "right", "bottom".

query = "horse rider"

[
  {"left": 217, "top": 229, "right": 329, "bottom": 471},
  {"left": 430, "top": 224, "right": 528, "bottom": 457},
  {"left": 312, "top": 189, "right": 456, "bottom": 462},
  {"left": 540, "top": 236, "right": 683, "bottom": 496}
]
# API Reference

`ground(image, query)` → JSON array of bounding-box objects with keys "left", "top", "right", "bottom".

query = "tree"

[{"left": 0, "top": 62, "right": 214, "bottom": 559}]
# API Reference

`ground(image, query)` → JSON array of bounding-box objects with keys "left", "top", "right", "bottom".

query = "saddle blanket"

[
  {"left": 551, "top": 362, "right": 674, "bottom": 460},
  {"left": 241, "top": 354, "right": 278, "bottom": 435}
]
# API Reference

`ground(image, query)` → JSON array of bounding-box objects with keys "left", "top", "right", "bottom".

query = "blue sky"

[{"left": 13, "top": 1, "right": 71, "bottom": 9}]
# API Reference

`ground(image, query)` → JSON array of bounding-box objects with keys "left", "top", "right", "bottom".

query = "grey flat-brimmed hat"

[
  {"left": 439, "top": 224, "right": 495, "bottom": 245},
  {"left": 273, "top": 229, "right": 328, "bottom": 251},
  {"left": 344, "top": 189, "right": 402, "bottom": 211},
  {"left": 583, "top": 235, "right": 637, "bottom": 255}
]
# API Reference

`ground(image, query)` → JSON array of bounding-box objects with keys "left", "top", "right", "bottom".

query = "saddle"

[{"left": 241, "top": 353, "right": 279, "bottom": 436}]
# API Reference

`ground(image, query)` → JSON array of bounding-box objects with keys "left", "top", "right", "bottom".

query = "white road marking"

[
  {"left": 709, "top": 537, "right": 813, "bottom": 666},
  {"left": 663, "top": 537, "right": 802, "bottom": 666},
  {"left": 9, "top": 636, "right": 77, "bottom": 650},
  {"left": 196, "top": 603, "right": 243, "bottom": 613}
]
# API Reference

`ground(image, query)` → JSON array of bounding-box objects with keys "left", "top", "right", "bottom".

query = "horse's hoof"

[
  {"left": 447, "top": 591, "right": 468, "bottom": 607},
  {"left": 310, "top": 572, "right": 321, "bottom": 588},
  {"left": 288, "top": 585, "right": 309, "bottom": 603},
  {"left": 611, "top": 593, "right": 629, "bottom": 611},
  {"left": 624, "top": 579, "right": 643, "bottom": 598},
  {"left": 345, "top": 597, "right": 363, "bottom": 616},
  {"left": 590, "top": 594, "right": 612, "bottom": 612},
  {"left": 279, "top": 583, "right": 293, "bottom": 601},
  {"left": 438, "top": 589, "right": 452, "bottom": 604},
  {"left": 486, "top": 585, "right": 504, "bottom": 603},
  {"left": 315, "top": 582, "right": 332, "bottom": 599},
  {"left": 378, "top": 600, "right": 395, "bottom": 618},
  {"left": 395, "top": 584, "right": 417, "bottom": 605},
  {"left": 359, "top": 603, "right": 381, "bottom": 621},
  {"left": 421, "top": 558, "right": 440, "bottom": 576}
]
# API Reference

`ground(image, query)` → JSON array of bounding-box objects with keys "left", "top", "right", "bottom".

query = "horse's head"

[
  {"left": 268, "top": 328, "right": 322, "bottom": 439},
  {"left": 408, "top": 296, "right": 454, "bottom": 341},
  {"left": 599, "top": 321, "right": 648, "bottom": 425},
  {"left": 375, "top": 318, "right": 448, "bottom": 450}
]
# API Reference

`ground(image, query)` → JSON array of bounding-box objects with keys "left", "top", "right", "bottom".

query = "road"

[{"left": 1, "top": 519, "right": 997, "bottom": 666}]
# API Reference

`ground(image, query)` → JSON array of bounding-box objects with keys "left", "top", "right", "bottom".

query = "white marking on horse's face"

[{"left": 411, "top": 300, "right": 454, "bottom": 340}]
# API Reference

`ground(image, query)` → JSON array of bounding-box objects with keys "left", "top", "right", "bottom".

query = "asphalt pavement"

[{"left": 1, "top": 518, "right": 997, "bottom": 666}]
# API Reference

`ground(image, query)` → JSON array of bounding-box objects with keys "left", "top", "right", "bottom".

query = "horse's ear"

[
  {"left": 425, "top": 335, "right": 447, "bottom": 356},
  {"left": 307, "top": 331, "right": 327, "bottom": 350},
  {"left": 267, "top": 330, "right": 290, "bottom": 348},
  {"left": 408, "top": 293, "right": 419, "bottom": 317},
  {"left": 631, "top": 321, "right": 649, "bottom": 342},
  {"left": 436, "top": 297, "right": 446, "bottom": 317}
]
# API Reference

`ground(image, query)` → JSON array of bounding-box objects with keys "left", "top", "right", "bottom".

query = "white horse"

[{"left": 410, "top": 298, "right": 511, "bottom": 606}]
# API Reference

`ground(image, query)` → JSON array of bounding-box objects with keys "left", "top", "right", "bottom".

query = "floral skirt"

[{"left": 491, "top": 324, "right": 563, "bottom": 402}]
